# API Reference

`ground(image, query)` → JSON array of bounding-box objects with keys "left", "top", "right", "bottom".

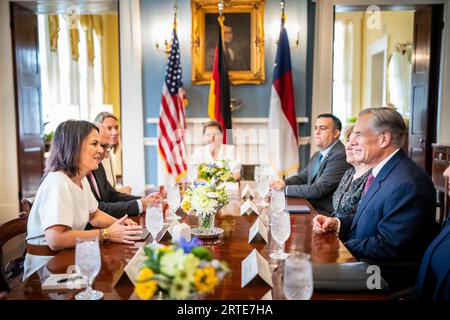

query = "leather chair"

[
  {"left": 0, "top": 213, "right": 28, "bottom": 290},
  {"left": 20, "top": 197, "right": 35, "bottom": 217}
]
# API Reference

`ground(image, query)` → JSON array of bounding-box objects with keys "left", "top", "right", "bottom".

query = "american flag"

[{"left": 157, "top": 28, "right": 187, "bottom": 180}]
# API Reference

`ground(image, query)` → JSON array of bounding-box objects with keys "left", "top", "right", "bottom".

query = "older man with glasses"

[
  {"left": 312, "top": 107, "right": 436, "bottom": 290},
  {"left": 86, "top": 123, "right": 161, "bottom": 218}
]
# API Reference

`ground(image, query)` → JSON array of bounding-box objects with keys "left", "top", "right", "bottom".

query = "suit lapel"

[
  {"left": 350, "top": 150, "right": 405, "bottom": 232},
  {"left": 310, "top": 141, "right": 343, "bottom": 182}
]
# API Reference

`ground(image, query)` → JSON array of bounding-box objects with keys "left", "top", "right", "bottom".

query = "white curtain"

[
  {"left": 38, "top": 14, "right": 105, "bottom": 133},
  {"left": 388, "top": 49, "right": 412, "bottom": 117},
  {"left": 332, "top": 20, "right": 354, "bottom": 127}
]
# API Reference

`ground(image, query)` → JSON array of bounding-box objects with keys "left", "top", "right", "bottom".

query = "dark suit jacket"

[
  {"left": 416, "top": 217, "right": 450, "bottom": 300},
  {"left": 89, "top": 163, "right": 142, "bottom": 218},
  {"left": 338, "top": 150, "right": 436, "bottom": 263},
  {"left": 284, "top": 141, "right": 351, "bottom": 214}
]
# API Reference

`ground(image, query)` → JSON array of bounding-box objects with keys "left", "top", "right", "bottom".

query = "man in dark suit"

[
  {"left": 416, "top": 166, "right": 450, "bottom": 300},
  {"left": 87, "top": 124, "right": 161, "bottom": 218},
  {"left": 270, "top": 114, "right": 351, "bottom": 214},
  {"left": 223, "top": 24, "right": 250, "bottom": 71},
  {"left": 313, "top": 108, "right": 436, "bottom": 287}
]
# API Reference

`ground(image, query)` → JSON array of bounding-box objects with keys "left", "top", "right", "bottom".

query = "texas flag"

[{"left": 267, "top": 20, "right": 299, "bottom": 178}]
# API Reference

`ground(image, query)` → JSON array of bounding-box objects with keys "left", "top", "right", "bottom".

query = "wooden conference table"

[{"left": 9, "top": 182, "right": 388, "bottom": 300}]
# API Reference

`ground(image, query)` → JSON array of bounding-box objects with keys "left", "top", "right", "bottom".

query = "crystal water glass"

[
  {"left": 269, "top": 211, "right": 291, "bottom": 260},
  {"left": 146, "top": 203, "right": 164, "bottom": 247},
  {"left": 270, "top": 189, "right": 286, "bottom": 213},
  {"left": 283, "top": 252, "right": 313, "bottom": 300},
  {"left": 166, "top": 184, "right": 181, "bottom": 221},
  {"left": 74, "top": 236, "right": 103, "bottom": 300}
]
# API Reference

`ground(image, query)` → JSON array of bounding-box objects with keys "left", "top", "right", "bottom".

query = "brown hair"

[
  {"left": 344, "top": 124, "right": 354, "bottom": 142},
  {"left": 45, "top": 120, "right": 99, "bottom": 178},
  {"left": 202, "top": 120, "right": 223, "bottom": 134}
]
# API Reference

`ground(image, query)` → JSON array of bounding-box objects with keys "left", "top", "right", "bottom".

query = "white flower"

[
  {"left": 216, "top": 161, "right": 224, "bottom": 168},
  {"left": 206, "top": 192, "right": 218, "bottom": 198},
  {"left": 160, "top": 249, "right": 185, "bottom": 276},
  {"left": 211, "top": 259, "right": 221, "bottom": 268}
]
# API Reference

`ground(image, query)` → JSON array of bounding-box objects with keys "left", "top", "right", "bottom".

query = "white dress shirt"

[{"left": 189, "top": 144, "right": 241, "bottom": 179}]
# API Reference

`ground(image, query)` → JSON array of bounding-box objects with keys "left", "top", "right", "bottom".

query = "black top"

[{"left": 332, "top": 167, "right": 372, "bottom": 218}]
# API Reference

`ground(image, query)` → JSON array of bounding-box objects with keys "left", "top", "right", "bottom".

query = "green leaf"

[{"left": 191, "top": 247, "right": 212, "bottom": 261}]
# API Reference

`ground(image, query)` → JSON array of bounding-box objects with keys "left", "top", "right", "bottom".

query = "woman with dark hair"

[
  {"left": 24, "top": 120, "right": 142, "bottom": 279},
  {"left": 93, "top": 112, "right": 131, "bottom": 194}
]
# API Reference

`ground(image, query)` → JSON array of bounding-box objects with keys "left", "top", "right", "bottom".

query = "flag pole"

[
  {"left": 281, "top": 0, "right": 286, "bottom": 24},
  {"left": 218, "top": 0, "right": 225, "bottom": 43},
  {"left": 173, "top": 0, "right": 178, "bottom": 31}
]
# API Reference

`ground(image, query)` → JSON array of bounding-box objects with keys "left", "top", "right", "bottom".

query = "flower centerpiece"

[
  {"left": 181, "top": 180, "right": 230, "bottom": 234},
  {"left": 134, "top": 238, "right": 229, "bottom": 300},
  {"left": 197, "top": 160, "right": 235, "bottom": 183}
]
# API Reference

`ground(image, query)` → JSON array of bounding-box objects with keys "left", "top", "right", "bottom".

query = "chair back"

[
  {"left": 241, "top": 164, "right": 260, "bottom": 181},
  {"left": 20, "top": 197, "right": 35, "bottom": 217},
  {"left": 0, "top": 214, "right": 28, "bottom": 289}
]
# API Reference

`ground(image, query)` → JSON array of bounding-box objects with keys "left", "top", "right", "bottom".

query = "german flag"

[{"left": 207, "top": 16, "right": 231, "bottom": 144}]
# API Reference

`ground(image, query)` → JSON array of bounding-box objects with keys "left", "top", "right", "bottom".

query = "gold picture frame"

[{"left": 191, "top": 0, "right": 265, "bottom": 85}]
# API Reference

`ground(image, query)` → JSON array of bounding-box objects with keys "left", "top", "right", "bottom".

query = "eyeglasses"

[
  {"left": 100, "top": 143, "right": 113, "bottom": 152},
  {"left": 205, "top": 133, "right": 222, "bottom": 138}
]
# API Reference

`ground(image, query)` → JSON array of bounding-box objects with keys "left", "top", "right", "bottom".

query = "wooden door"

[
  {"left": 409, "top": 5, "right": 443, "bottom": 174},
  {"left": 10, "top": 3, "right": 44, "bottom": 200}
]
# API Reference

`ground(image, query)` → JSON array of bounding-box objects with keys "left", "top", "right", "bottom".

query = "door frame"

[
  {"left": 311, "top": 0, "right": 450, "bottom": 154},
  {"left": 366, "top": 35, "right": 388, "bottom": 108}
]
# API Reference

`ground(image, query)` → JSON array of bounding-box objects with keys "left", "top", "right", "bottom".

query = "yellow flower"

[
  {"left": 159, "top": 245, "right": 172, "bottom": 253},
  {"left": 181, "top": 198, "right": 191, "bottom": 212},
  {"left": 194, "top": 267, "right": 218, "bottom": 293},
  {"left": 134, "top": 267, "right": 158, "bottom": 300}
]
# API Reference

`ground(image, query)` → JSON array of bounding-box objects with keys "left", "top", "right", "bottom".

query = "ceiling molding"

[{"left": 13, "top": 0, "right": 118, "bottom": 15}]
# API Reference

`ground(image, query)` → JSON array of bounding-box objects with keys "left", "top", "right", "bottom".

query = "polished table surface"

[{"left": 9, "top": 182, "right": 388, "bottom": 300}]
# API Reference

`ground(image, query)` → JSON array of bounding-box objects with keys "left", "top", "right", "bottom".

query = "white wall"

[{"left": 0, "top": 0, "right": 20, "bottom": 223}]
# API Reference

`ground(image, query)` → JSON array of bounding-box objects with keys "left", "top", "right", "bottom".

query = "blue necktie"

[{"left": 311, "top": 153, "right": 323, "bottom": 178}]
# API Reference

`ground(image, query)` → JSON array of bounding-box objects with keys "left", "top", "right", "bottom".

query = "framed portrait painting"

[{"left": 191, "top": 0, "right": 265, "bottom": 85}]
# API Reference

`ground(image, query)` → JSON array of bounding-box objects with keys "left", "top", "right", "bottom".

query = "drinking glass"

[
  {"left": 146, "top": 203, "right": 164, "bottom": 247},
  {"left": 166, "top": 184, "right": 181, "bottom": 221},
  {"left": 257, "top": 174, "right": 270, "bottom": 206},
  {"left": 283, "top": 252, "right": 313, "bottom": 300},
  {"left": 74, "top": 236, "right": 103, "bottom": 300},
  {"left": 188, "top": 164, "right": 198, "bottom": 185},
  {"left": 254, "top": 166, "right": 261, "bottom": 183},
  {"left": 270, "top": 189, "right": 286, "bottom": 213},
  {"left": 269, "top": 211, "right": 291, "bottom": 260}
]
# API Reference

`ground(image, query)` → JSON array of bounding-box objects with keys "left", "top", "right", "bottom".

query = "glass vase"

[{"left": 197, "top": 212, "right": 215, "bottom": 234}]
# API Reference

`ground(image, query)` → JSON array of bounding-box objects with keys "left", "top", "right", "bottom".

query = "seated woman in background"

[
  {"left": 24, "top": 120, "right": 142, "bottom": 280},
  {"left": 331, "top": 125, "right": 372, "bottom": 218},
  {"left": 416, "top": 165, "right": 450, "bottom": 300},
  {"left": 189, "top": 120, "right": 241, "bottom": 181},
  {"left": 93, "top": 112, "right": 132, "bottom": 194}
]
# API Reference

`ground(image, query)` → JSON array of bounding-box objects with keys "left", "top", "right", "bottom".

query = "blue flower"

[
  {"left": 177, "top": 237, "right": 202, "bottom": 253},
  {"left": 194, "top": 181, "right": 206, "bottom": 187}
]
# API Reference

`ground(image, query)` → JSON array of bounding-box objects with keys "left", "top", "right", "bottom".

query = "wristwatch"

[{"left": 100, "top": 228, "right": 110, "bottom": 242}]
